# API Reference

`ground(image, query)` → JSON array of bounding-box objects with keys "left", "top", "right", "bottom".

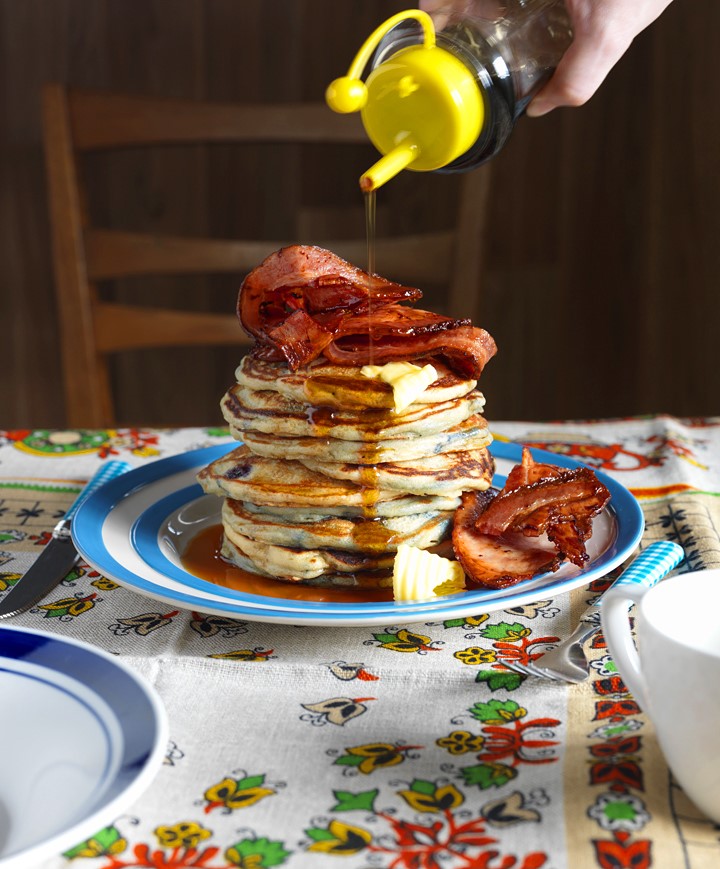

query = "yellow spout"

[{"left": 360, "top": 140, "right": 419, "bottom": 192}]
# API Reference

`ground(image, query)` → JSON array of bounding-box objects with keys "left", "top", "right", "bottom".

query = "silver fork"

[{"left": 503, "top": 540, "right": 685, "bottom": 683}]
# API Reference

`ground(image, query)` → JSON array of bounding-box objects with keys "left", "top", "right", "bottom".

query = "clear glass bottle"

[
  {"left": 372, "top": 1, "right": 573, "bottom": 172},
  {"left": 327, "top": 3, "right": 573, "bottom": 187}
]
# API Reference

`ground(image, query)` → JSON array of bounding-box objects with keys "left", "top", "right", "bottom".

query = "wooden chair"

[{"left": 42, "top": 84, "right": 491, "bottom": 428}]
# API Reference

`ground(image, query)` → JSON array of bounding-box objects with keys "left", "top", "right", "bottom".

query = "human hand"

[
  {"left": 420, "top": 0, "right": 675, "bottom": 116},
  {"left": 526, "top": 0, "right": 675, "bottom": 116}
]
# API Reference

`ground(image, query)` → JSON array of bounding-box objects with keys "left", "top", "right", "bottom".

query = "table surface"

[{"left": 1, "top": 417, "right": 719, "bottom": 869}]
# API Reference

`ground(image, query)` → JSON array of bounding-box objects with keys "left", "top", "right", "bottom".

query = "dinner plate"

[
  {"left": 73, "top": 442, "right": 643, "bottom": 626},
  {"left": 0, "top": 625, "right": 167, "bottom": 869}
]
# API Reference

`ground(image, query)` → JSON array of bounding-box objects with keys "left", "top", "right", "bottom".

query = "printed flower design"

[
  {"left": 300, "top": 696, "right": 374, "bottom": 726},
  {"left": 209, "top": 647, "right": 275, "bottom": 662},
  {"left": 588, "top": 793, "right": 651, "bottom": 832},
  {"left": 306, "top": 820, "right": 372, "bottom": 854},
  {"left": 62, "top": 825, "right": 127, "bottom": 860},
  {"left": 397, "top": 780, "right": 464, "bottom": 813},
  {"left": 455, "top": 646, "right": 498, "bottom": 666},
  {"left": 225, "top": 835, "right": 291, "bottom": 867},
  {"left": 589, "top": 720, "right": 644, "bottom": 741},
  {"left": 37, "top": 592, "right": 98, "bottom": 619},
  {"left": 0, "top": 572, "right": 21, "bottom": 592},
  {"left": 203, "top": 773, "right": 276, "bottom": 813},
  {"left": 109, "top": 610, "right": 179, "bottom": 636},
  {"left": 590, "top": 654, "right": 619, "bottom": 677},
  {"left": 154, "top": 821, "right": 212, "bottom": 849},
  {"left": 371, "top": 628, "right": 441, "bottom": 653},
  {"left": 503, "top": 600, "right": 560, "bottom": 619},
  {"left": 304, "top": 783, "right": 548, "bottom": 866},
  {"left": 436, "top": 730, "right": 486, "bottom": 755},
  {"left": 334, "top": 742, "right": 421, "bottom": 775}
]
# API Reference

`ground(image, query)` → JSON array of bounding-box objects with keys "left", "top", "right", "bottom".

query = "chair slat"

[
  {"left": 85, "top": 228, "right": 454, "bottom": 284},
  {"left": 94, "top": 303, "right": 249, "bottom": 352},
  {"left": 69, "top": 93, "right": 368, "bottom": 150}
]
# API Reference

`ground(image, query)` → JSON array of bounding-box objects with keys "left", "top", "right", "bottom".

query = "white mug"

[{"left": 601, "top": 568, "right": 720, "bottom": 823}]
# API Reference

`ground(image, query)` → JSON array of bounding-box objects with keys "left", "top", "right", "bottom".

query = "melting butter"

[
  {"left": 392, "top": 543, "right": 465, "bottom": 602},
  {"left": 361, "top": 361, "right": 438, "bottom": 412}
]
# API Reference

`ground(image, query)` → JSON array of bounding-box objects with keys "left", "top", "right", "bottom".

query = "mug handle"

[{"left": 600, "top": 540, "right": 685, "bottom": 710}]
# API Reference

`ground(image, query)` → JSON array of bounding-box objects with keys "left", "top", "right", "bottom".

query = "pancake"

[
  {"left": 235, "top": 355, "right": 478, "bottom": 409},
  {"left": 239, "top": 414, "right": 491, "bottom": 463},
  {"left": 298, "top": 446, "right": 494, "bottom": 496},
  {"left": 220, "top": 535, "right": 394, "bottom": 588},
  {"left": 222, "top": 499, "right": 453, "bottom": 552},
  {"left": 198, "top": 445, "right": 461, "bottom": 511},
  {"left": 223, "top": 523, "right": 395, "bottom": 581},
  {"left": 238, "top": 493, "right": 462, "bottom": 520},
  {"left": 221, "top": 383, "right": 486, "bottom": 441}
]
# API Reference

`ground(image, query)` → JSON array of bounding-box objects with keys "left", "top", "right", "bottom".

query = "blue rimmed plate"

[
  {"left": 72, "top": 442, "right": 643, "bottom": 626},
  {"left": 0, "top": 625, "right": 167, "bottom": 868}
]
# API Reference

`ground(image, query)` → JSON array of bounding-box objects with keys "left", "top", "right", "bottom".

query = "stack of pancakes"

[{"left": 197, "top": 355, "right": 494, "bottom": 587}]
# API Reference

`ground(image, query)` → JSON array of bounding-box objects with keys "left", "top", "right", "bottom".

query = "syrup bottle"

[{"left": 326, "top": 3, "right": 573, "bottom": 190}]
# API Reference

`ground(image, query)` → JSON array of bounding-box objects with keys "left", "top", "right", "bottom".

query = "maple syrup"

[
  {"left": 181, "top": 524, "right": 393, "bottom": 604},
  {"left": 365, "top": 188, "right": 376, "bottom": 276}
]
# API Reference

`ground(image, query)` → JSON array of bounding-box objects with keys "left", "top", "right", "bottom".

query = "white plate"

[
  {"left": 0, "top": 626, "right": 167, "bottom": 868},
  {"left": 72, "top": 441, "right": 644, "bottom": 626}
]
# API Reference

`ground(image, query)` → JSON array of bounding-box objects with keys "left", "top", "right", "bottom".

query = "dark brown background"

[{"left": 2, "top": 0, "right": 718, "bottom": 428}]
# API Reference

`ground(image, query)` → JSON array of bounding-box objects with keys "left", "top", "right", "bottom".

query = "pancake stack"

[{"left": 197, "top": 354, "right": 494, "bottom": 588}]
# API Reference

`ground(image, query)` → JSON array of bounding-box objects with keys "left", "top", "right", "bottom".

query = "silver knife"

[{"left": 0, "top": 460, "right": 132, "bottom": 618}]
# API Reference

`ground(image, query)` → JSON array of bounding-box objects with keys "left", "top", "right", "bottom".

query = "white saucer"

[{"left": 0, "top": 626, "right": 167, "bottom": 868}]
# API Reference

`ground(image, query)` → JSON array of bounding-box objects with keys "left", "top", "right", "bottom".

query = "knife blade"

[{"left": 0, "top": 460, "right": 132, "bottom": 618}]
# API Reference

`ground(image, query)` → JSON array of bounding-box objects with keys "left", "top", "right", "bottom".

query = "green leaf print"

[
  {"left": 373, "top": 632, "right": 398, "bottom": 644},
  {"left": 409, "top": 779, "right": 436, "bottom": 795},
  {"left": 475, "top": 670, "right": 526, "bottom": 691},
  {"left": 306, "top": 828, "right": 337, "bottom": 841},
  {"left": 442, "top": 618, "right": 467, "bottom": 628},
  {"left": 237, "top": 774, "right": 266, "bottom": 790},
  {"left": 62, "top": 825, "right": 125, "bottom": 859},
  {"left": 226, "top": 835, "right": 291, "bottom": 868},
  {"left": 331, "top": 789, "right": 379, "bottom": 812},
  {"left": 334, "top": 754, "right": 365, "bottom": 767},
  {"left": 469, "top": 699, "right": 527, "bottom": 723},
  {"left": 461, "top": 762, "right": 518, "bottom": 790},
  {"left": 481, "top": 622, "right": 530, "bottom": 640}
]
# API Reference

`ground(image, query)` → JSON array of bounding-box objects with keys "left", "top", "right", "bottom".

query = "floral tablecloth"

[{"left": 1, "top": 416, "right": 719, "bottom": 869}]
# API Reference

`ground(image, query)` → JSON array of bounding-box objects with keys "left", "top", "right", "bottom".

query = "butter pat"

[
  {"left": 361, "top": 361, "right": 438, "bottom": 412},
  {"left": 393, "top": 543, "right": 466, "bottom": 601}
]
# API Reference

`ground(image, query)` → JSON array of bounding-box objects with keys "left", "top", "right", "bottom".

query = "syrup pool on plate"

[{"left": 181, "top": 524, "right": 394, "bottom": 604}]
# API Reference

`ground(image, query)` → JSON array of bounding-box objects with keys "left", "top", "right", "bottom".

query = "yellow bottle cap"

[{"left": 326, "top": 10, "right": 484, "bottom": 190}]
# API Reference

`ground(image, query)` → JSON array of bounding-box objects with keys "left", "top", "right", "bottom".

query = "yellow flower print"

[
  {"left": 204, "top": 774, "right": 276, "bottom": 812},
  {"left": 454, "top": 646, "right": 498, "bottom": 666},
  {"left": 336, "top": 742, "right": 418, "bottom": 774},
  {"left": 398, "top": 781, "right": 465, "bottom": 813},
  {"left": 0, "top": 573, "right": 21, "bottom": 593},
  {"left": 154, "top": 821, "right": 211, "bottom": 849},
  {"left": 307, "top": 819, "right": 372, "bottom": 854},
  {"left": 437, "top": 729, "right": 486, "bottom": 755},
  {"left": 373, "top": 628, "right": 438, "bottom": 653}
]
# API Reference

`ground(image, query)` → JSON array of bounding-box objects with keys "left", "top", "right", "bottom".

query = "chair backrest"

[{"left": 42, "top": 84, "right": 491, "bottom": 428}]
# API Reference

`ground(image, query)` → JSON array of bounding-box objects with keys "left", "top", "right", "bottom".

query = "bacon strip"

[
  {"left": 453, "top": 449, "right": 611, "bottom": 587},
  {"left": 239, "top": 245, "right": 421, "bottom": 342},
  {"left": 452, "top": 490, "right": 560, "bottom": 588},
  {"left": 237, "top": 245, "right": 497, "bottom": 378}
]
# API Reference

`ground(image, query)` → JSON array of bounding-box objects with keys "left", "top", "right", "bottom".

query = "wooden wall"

[{"left": 2, "top": 0, "right": 718, "bottom": 428}]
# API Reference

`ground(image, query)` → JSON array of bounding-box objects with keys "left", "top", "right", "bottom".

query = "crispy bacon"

[
  {"left": 237, "top": 245, "right": 497, "bottom": 378},
  {"left": 453, "top": 490, "right": 560, "bottom": 588},
  {"left": 325, "top": 307, "right": 496, "bottom": 379},
  {"left": 453, "top": 448, "right": 611, "bottom": 587},
  {"left": 239, "top": 245, "right": 421, "bottom": 343}
]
